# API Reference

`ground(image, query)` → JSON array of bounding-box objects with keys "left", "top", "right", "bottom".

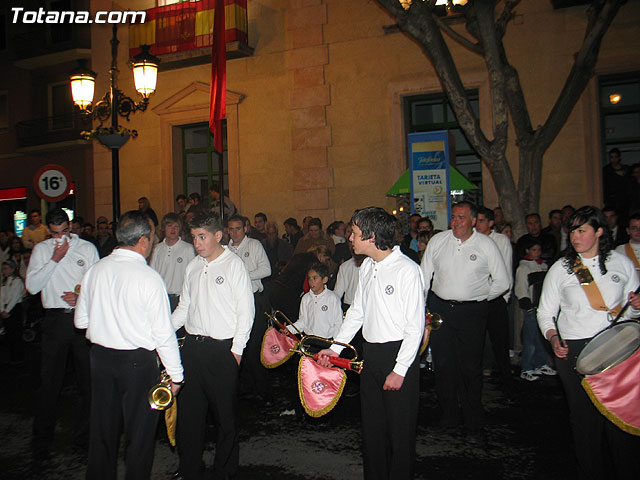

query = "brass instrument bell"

[{"left": 148, "top": 370, "right": 174, "bottom": 410}]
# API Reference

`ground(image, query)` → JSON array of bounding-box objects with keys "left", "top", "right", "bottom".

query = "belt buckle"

[{"left": 194, "top": 335, "right": 206, "bottom": 342}]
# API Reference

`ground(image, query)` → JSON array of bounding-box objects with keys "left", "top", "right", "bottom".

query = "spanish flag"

[{"left": 210, "top": 0, "right": 226, "bottom": 153}]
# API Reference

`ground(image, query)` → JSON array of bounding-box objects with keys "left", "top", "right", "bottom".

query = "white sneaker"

[
  {"left": 520, "top": 370, "right": 540, "bottom": 382},
  {"left": 534, "top": 365, "right": 557, "bottom": 376}
]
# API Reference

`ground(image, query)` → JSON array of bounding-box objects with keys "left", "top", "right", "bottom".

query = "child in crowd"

[
  {"left": 514, "top": 238, "right": 555, "bottom": 381},
  {"left": 1, "top": 260, "right": 25, "bottom": 364},
  {"left": 287, "top": 262, "right": 342, "bottom": 339}
]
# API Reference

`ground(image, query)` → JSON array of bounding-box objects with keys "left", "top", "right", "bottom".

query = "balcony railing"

[
  {"left": 15, "top": 113, "right": 91, "bottom": 148},
  {"left": 12, "top": 24, "right": 91, "bottom": 60}
]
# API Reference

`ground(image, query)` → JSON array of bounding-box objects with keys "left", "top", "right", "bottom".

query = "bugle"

[
  {"left": 419, "top": 309, "right": 443, "bottom": 355},
  {"left": 264, "top": 310, "right": 302, "bottom": 338},
  {"left": 292, "top": 334, "right": 363, "bottom": 373},
  {"left": 148, "top": 336, "right": 185, "bottom": 411}
]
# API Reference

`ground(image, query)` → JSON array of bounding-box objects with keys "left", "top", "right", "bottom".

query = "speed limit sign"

[{"left": 33, "top": 164, "right": 72, "bottom": 202}]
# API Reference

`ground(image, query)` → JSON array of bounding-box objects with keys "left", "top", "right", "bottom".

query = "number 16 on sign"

[{"left": 33, "top": 164, "right": 72, "bottom": 202}]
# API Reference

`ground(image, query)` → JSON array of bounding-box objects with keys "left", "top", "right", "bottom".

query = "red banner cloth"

[
  {"left": 582, "top": 347, "right": 640, "bottom": 436},
  {"left": 209, "top": 0, "right": 226, "bottom": 152}
]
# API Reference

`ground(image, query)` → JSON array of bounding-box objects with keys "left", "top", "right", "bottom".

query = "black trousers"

[
  {"left": 177, "top": 335, "right": 239, "bottom": 480},
  {"left": 87, "top": 345, "right": 160, "bottom": 480},
  {"left": 486, "top": 296, "right": 512, "bottom": 381},
  {"left": 4, "top": 303, "right": 24, "bottom": 362},
  {"left": 240, "top": 291, "right": 270, "bottom": 396},
  {"left": 557, "top": 339, "right": 640, "bottom": 480},
  {"left": 33, "top": 309, "right": 91, "bottom": 445},
  {"left": 428, "top": 294, "right": 488, "bottom": 430},
  {"left": 361, "top": 341, "right": 419, "bottom": 480}
]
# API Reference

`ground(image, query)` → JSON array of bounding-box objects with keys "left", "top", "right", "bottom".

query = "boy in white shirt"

[
  {"left": 150, "top": 213, "right": 195, "bottom": 312},
  {"left": 287, "top": 262, "right": 342, "bottom": 339}
]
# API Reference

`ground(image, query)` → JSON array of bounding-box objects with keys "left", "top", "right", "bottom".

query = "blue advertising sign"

[{"left": 409, "top": 131, "right": 451, "bottom": 231}]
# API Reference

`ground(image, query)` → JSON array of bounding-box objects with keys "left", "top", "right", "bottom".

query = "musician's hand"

[
  {"left": 61, "top": 291, "right": 78, "bottom": 306},
  {"left": 550, "top": 336, "right": 568, "bottom": 359},
  {"left": 52, "top": 238, "right": 70, "bottom": 263},
  {"left": 232, "top": 352, "right": 242, "bottom": 365},
  {"left": 316, "top": 348, "right": 338, "bottom": 367},
  {"left": 383, "top": 371, "right": 405, "bottom": 391},
  {"left": 628, "top": 291, "right": 640, "bottom": 310},
  {"left": 170, "top": 381, "right": 183, "bottom": 396}
]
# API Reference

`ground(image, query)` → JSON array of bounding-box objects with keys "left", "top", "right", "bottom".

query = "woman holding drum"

[{"left": 537, "top": 206, "right": 640, "bottom": 479}]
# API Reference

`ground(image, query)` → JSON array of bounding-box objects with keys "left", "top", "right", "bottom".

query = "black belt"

[
  {"left": 47, "top": 308, "right": 73, "bottom": 314},
  {"left": 433, "top": 294, "right": 483, "bottom": 306},
  {"left": 186, "top": 332, "right": 231, "bottom": 343}
]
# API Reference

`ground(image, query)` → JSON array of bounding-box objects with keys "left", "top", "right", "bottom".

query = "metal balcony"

[{"left": 15, "top": 113, "right": 91, "bottom": 150}]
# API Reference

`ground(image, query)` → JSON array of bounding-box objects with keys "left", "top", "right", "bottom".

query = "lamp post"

[{"left": 70, "top": 25, "right": 159, "bottom": 221}]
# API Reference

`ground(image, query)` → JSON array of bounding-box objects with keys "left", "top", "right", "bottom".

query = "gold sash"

[
  {"left": 572, "top": 257, "right": 622, "bottom": 317},
  {"left": 624, "top": 243, "right": 640, "bottom": 281}
]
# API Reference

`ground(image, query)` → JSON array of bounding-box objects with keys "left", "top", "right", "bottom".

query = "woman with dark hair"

[{"left": 537, "top": 205, "right": 640, "bottom": 479}]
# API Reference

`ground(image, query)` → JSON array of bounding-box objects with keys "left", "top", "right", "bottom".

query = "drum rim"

[{"left": 576, "top": 320, "right": 640, "bottom": 376}]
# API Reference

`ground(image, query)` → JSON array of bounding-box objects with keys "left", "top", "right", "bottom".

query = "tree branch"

[
  {"left": 537, "top": 0, "right": 624, "bottom": 151},
  {"left": 435, "top": 14, "right": 483, "bottom": 54},
  {"left": 496, "top": 0, "right": 521, "bottom": 39}
]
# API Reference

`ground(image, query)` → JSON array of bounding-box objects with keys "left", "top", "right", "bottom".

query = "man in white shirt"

[
  {"left": 615, "top": 212, "right": 640, "bottom": 280},
  {"left": 75, "top": 210, "right": 183, "bottom": 479},
  {"left": 476, "top": 207, "right": 514, "bottom": 385},
  {"left": 26, "top": 208, "right": 99, "bottom": 454},
  {"left": 421, "top": 201, "right": 510, "bottom": 440},
  {"left": 172, "top": 212, "right": 254, "bottom": 480},
  {"left": 151, "top": 213, "right": 196, "bottom": 312},
  {"left": 319, "top": 207, "right": 425, "bottom": 480},
  {"left": 227, "top": 214, "right": 271, "bottom": 399}
]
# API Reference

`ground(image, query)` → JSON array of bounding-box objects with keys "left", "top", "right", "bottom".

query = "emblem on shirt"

[
  {"left": 321, "top": 305, "right": 328, "bottom": 311},
  {"left": 311, "top": 380, "right": 326, "bottom": 394},
  {"left": 270, "top": 344, "right": 280, "bottom": 354},
  {"left": 216, "top": 276, "right": 225, "bottom": 285},
  {"left": 177, "top": 257, "right": 183, "bottom": 263},
  {"left": 77, "top": 259, "right": 85, "bottom": 267},
  {"left": 470, "top": 254, "right": 477, "bottom": 261},
  {"left": 611, "top": 274, "right": 620, "bottom": 283},
  {"left": 385, "top": 285, "right": 394, "bottom": 295},
  {"left": 244, "top": 252, "right": 249, "bottom": 258}
]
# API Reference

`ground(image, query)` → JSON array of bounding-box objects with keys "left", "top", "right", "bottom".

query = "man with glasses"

[
  {"left": 21, "top": 209, "right": 49, "bottom": 250},
  {"left": 26, "top": 208, "right": 99, "bottom": 456}
]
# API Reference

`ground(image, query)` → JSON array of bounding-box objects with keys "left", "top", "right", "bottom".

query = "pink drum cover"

[
  {"left": 261, "top": 327, "right": 298, "bottom": 368},
  {"left": 298, "top": 356, "right": 346, "bottom": 417},
  {"left": 582, "top": 348, "right": 640, "bottom": 436}
]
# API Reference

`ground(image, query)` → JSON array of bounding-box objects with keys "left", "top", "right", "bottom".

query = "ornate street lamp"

[{"left": 70, "top": 25, "right": 160, "bottom": 221}]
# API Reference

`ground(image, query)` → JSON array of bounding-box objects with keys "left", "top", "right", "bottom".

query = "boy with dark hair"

[
  {"left": 172, "top": 211, "right": 254, "bottom": 480},
  {"left": 286, "top": 262, "right": 342, "bottom": 339},
  {"left": 318, "top": 206, "right": 424, "bottom": 480}
]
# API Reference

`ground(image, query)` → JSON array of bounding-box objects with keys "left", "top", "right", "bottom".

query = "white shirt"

[
  {"left": 616, "top": 242, "right": 640, "bottom": 273},
  {"left": 490, "top": 230, "right": 514, "bottom": 301},
  {"left": 331, "top": 246, "right": 425, "bottom": 377},
  {"left": 172, "top": 247, "right": 255, "bottom": 355},
  {"left": 514, "top": 259, "right": 548, "bottom": 301},
  {"left": 537, "top": 252, "right": 639, "bottom": 340},
  {"left": 26, "top": 234, "right": 99, "bottom": 309},
  {"left": 288, "top": 287, "right": 343, "bottom": 338},
  {"left": 74, "top": 249, "right": 183, "bottom": 382},
  {"left": 421, "top": 229, "right": 510, "bottom": 302},
  {"left": 229, "top": 235, "right": 271, "bottom": 293},
  {"left": 150, "top": 238, "right": 196, "bottom": 295},
  {"left": 1, "top": 276, "right": 24, "bottom": 313},
  {"left": 333, "top": 257, "right": 360, "bottom": 305}
]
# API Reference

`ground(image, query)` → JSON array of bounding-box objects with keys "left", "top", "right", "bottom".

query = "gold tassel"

[{"left": 297, "top": 357, "right": 346, "bottom": 418}]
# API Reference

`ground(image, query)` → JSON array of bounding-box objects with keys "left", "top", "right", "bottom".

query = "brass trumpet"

[
  {"left": 148, "top": 336, "right": 185, "bottom": 411},
  {"left": 148, "top": 370, "right": 174, "bottom": 410},
  {"left": 292, "top": 334, "right": 364, "bottom": 373},
  {"left": 264, "top": 310, "right": 302, "bottom": 338},
  {"left": 426, "top": 309, "right": 443, "bottom": 330}
]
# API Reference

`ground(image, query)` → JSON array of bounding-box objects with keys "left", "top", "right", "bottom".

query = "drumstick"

[
  {"left": 553, "top": 316, "right": 566, "bottom": 347},
  {"left": 611, "top": 285, "right": 640, "bottom": 326}
]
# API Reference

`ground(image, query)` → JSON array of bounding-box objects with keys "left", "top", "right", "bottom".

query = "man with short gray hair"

[{"left": 75, "top": 210, "right": 183, "bottom": 479}]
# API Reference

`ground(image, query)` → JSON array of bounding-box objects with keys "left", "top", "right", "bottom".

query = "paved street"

[{"left": 1, "top": 340, "right": 578, "bottom": 479}]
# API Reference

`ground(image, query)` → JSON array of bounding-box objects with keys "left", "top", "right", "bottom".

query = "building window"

[
  {"left": 599, "top": 72, "right": 640, "bottom": 165},
  {"left": 0, "top": 91, "right": 8, "bottom": 133},
  {"left": 404, "top": 91, "right": 482, "bottom": 205},
  {"left": 47, "top": 0, "right": 73, "bottom": 44},
  {"left": 0, "top": 9, "right": 7, "bottom": 51},
  {"left": 181, "top": 122, "right": 227, "bottom": 202},
  {"left": 48, "top": 81, "right": 73, "bottom": 130}
]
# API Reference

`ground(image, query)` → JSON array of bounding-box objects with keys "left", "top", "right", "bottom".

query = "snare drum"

[{"left": 576, "top": 321, "right": 640, "bottom": 376}]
